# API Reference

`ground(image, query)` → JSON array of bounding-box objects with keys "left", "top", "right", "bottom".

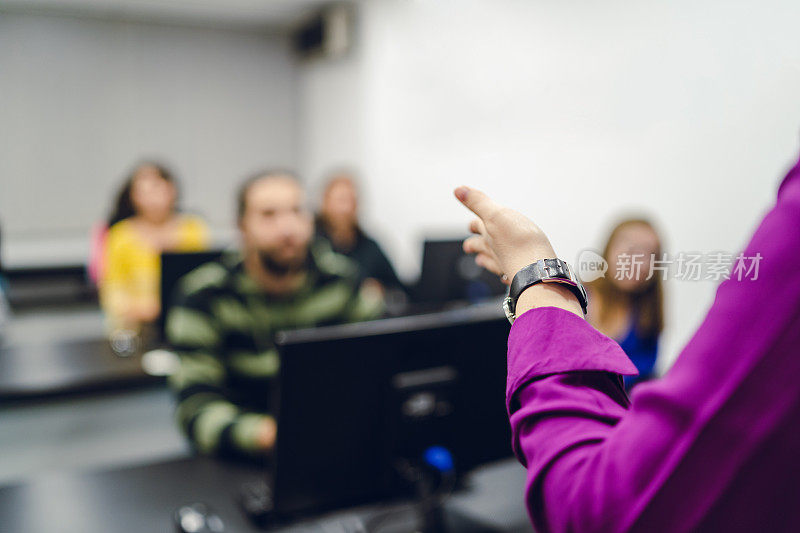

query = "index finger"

[{"left": 454, "top": 186, "right": 502, "bottom": 221}]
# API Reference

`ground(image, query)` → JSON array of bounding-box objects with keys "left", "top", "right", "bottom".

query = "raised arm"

[{"left": 455, "top": 158, "right": 800, "bottom": 532}]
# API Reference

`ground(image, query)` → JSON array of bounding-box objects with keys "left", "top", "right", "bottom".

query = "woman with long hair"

[
  {"left": 99, "top": 162, "right": 209, "bottom": 332},
  {"left": 586, "top": 218, "right": 664, "bottom": 389}
]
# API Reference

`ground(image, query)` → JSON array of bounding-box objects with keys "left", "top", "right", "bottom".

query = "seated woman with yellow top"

[{"left": 100, "top": 162, "right": 210, "bottom": 333}]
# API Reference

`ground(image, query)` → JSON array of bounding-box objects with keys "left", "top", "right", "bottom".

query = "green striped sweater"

[{"left": 166, "top": 241, "right": 382, "bottom": 460}]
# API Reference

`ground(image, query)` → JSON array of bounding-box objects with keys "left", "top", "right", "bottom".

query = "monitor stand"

[{"left": 382, "top": 460, "right": 503, "bottom": 533}]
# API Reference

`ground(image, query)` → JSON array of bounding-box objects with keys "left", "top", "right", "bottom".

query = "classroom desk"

[
  {"left": 3, "top": 264, "right": 96, "bottom": 308},
  {"left": 0, "top": 337, "right": 162, "bottom": 402},
  {"left": 0, "top": 455, "right": 533, "bottom": 533}
]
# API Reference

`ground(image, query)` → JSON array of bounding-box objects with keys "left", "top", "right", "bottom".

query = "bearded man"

[{"left": 166, "top": 170, "right": 382, "bottom": 461}]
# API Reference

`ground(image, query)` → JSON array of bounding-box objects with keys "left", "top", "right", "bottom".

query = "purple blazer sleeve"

[{"left": 507, "top": 158, "right": 800, "bottom": 533}]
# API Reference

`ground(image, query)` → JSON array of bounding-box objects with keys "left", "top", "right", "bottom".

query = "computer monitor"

[
  {"left": 412, "top": 239, "right": 506, "bottom": 306},
  {"left": 271, "top": 304, "right": 512, "bottom": 518},
  {"left": 159, "top": 250, "right": 223, "bottom": 341}
]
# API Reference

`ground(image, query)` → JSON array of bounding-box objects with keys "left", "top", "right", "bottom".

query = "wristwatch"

[{"left": 503, "top": 258, "right": 588, "bottom": 323}]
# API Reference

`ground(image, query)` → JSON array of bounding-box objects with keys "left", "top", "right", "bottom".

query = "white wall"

[
  {"left": 298, "top": 0, "right": 800, "bottom": 370},
  {"left": 0, "top": 12, "right": 297, "bottom": 266},
  {"left": 297, "top": 50, "right": 365, "bottom": 189}
]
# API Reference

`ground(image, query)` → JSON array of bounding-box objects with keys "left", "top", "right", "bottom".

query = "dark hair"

[
  {"left": 236, "top": 169, "right": 300, "bottom": 221},
  {"left": 107, "top": 162, "right": 178, "bottom": 227}
]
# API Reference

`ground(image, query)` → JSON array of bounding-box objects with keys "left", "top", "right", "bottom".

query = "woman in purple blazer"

[{"left": 454, "top": 153, "right": 800, "bottom": 533}]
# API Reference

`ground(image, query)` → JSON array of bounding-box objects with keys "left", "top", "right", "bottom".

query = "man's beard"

[{"left": 257, "top": 248, "right": 309, "bottom": 277}]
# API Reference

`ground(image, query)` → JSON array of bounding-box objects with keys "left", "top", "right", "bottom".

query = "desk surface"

[
  {"left": 0, "top": 337, "right": 161, "bottom": 402},
  {"left": 0, "top": 456, "right": 533, "bottom": 533}
]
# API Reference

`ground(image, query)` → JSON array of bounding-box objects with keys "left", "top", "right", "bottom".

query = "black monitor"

[
  {"left": 412, "top": 239, "right": 506, "bottom": 306},
  {"left": 159, "top": 250, "right": 223, "bottom": 340},
  {"left": 271, "top": 304, "right": 512, "bottom": 518}
]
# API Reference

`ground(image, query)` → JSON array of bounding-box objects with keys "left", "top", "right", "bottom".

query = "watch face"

[{"left": 503, "top": 296, "right": 515, "bottom": 324}]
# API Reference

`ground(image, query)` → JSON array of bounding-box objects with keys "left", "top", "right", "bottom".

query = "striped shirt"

[{"left": 166, "top": 241, "right": 383, "bottom": 459}]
